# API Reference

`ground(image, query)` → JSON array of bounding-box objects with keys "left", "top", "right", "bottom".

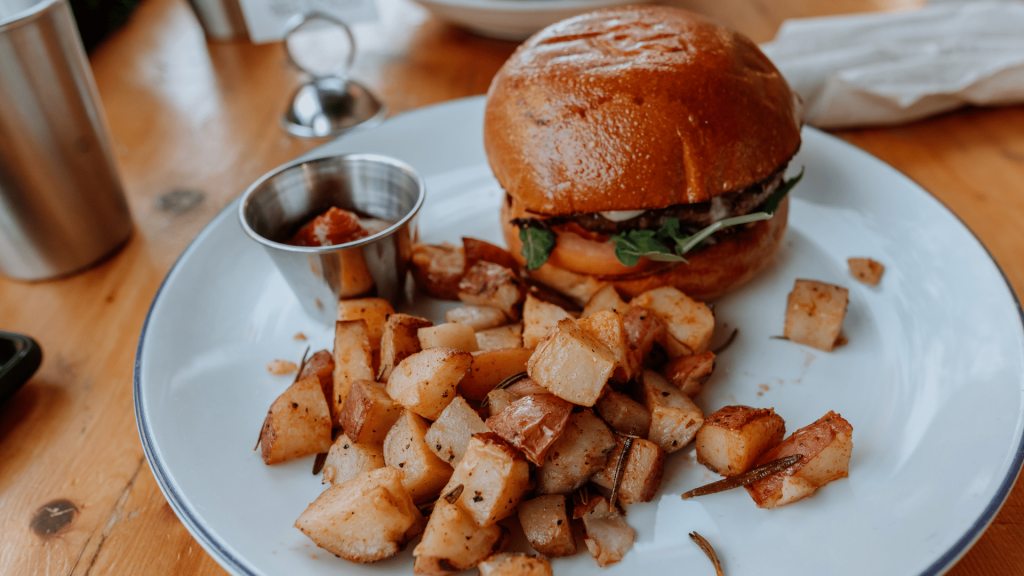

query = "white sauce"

[{"left": 599, "top": 209, "right": 646, "bottom": 222}]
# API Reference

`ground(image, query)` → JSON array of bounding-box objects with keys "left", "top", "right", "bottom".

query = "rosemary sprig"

[
  {"left": 689, "top": 531, "right": 724, "bottom": 576},
  {"left": 681, "top": 454, "right": 803, "bottom": 499}
]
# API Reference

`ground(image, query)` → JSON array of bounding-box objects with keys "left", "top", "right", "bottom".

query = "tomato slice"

[{"left": 547, "top": 229, "right": 652, "bottom": 276}]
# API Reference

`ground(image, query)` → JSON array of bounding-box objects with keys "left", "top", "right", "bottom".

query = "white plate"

[
  {"left": 408, "top": 0, "right": 650, "bottom": 40},
  {"left": 135, "top": 97, "right": 1024, "bottom": 576}
]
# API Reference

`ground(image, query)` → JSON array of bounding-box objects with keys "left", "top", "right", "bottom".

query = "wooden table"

[{"left": 1, "top": 0, "right": 1022, "bottom": 573}]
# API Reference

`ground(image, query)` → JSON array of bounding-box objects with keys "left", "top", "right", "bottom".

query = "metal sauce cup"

[{"left": 238, "top": 154, "right": 425, "bottom": 323}]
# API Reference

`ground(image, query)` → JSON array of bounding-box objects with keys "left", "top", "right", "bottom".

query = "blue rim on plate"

[{"left": 134, "top": 97, "right": 1024, "bottom": 576}]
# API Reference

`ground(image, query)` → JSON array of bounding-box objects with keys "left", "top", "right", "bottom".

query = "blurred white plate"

[
  {"left": 135, "top": 97, "right": 1024, "bottom": 576},
  {"left": 409, "top": 0, "right": 651, "bottom": 40}
]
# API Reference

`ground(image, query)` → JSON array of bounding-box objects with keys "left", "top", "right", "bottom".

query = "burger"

[{"left": 484, "top": 7, "right": 803, "bottom": 302}]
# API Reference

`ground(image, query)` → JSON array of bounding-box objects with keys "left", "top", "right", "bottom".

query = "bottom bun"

[{"left": 502, "top": 197, "right": 788, "bottom": 304}]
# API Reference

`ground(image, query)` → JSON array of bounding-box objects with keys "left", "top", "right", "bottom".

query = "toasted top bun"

[{"left": 484, "top": 7, "right": 802, "bottom": 216}]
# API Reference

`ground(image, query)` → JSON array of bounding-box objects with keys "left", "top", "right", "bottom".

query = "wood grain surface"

[{"left": 0, "top": 0, "right": 1022, "bottom": 574}]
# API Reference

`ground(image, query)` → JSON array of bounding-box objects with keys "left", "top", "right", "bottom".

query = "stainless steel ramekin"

[{"left": 238, "top": 154, "right": 425, "bottom": 323}]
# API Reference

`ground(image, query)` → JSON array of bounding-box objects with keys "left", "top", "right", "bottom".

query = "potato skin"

[
  {"left": 411, "top": 243, "right": 465, "bottom": 300},
  {"left": 379, "top": 313, "right": 433, "bottom": 381},
  {"left": 298, "top": 349, "right": 335, "bottom": 410},
  {"left": 458, "top": 261, "right": 526, "bottom": 319},
  {"left": 595, "top": 390, "right": 652, "bottom": 438},
  {"left": 745, "top": 411, "right": 853, "bottom": 508},
  {"left": 295, "top": 466, "right": 424, "bottom": 563},
  {"left": 339, "top": 379, "right": 402, "bottom": 446},
  {"left": 486, "top": 394, "right": 573, "bottom": 465}
]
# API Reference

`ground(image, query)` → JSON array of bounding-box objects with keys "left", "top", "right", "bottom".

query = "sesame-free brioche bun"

[
  {"left": 484, "top": 6, "right": 801, "bottom": 216},
  {"left": 501, "top": 196, "right": 789, "bottom": 303}
]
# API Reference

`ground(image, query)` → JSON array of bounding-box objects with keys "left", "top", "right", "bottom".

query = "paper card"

[{"left": 238, "top": 0, "right": 378, "bottom": 44}]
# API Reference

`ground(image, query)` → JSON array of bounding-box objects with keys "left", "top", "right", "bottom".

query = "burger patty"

[{"left": 511, "top": 164, "right": 788, "bottom": 236}]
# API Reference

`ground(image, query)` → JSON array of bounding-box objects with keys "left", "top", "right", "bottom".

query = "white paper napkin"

[{"left": 760, "top": 1, "right": 1024, "bottom": 129}]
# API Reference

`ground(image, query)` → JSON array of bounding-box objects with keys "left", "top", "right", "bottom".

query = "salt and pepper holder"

[{"left": 280, "top": 13, "right": 387, "bottom": 138}]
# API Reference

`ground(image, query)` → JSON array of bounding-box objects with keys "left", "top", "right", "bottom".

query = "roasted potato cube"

[
  {"left": 338, "top": 379, "right": 402, "bottom": 446},
  {"left": 663, "top": 351, "right": 715, "bottom": 397},
  {"left": 523, "top": 261, "right": 607, "bottom": 307},
  {"left": 591, "top": 436, "right": 665, "bottom": 504},
  {"left": 522, "top": 293, "right": 572, "bottom": 349},
  {"left": 578, "top": 310, "right": 635, "bottom": 382},
  {"left": 518, "top": 495, "right": 576, "bottom": 558},
  {"left": 622, "top": 306, "right": 667, "bottom": 365},
  {"left": 383, "top": 410, "right": 453, "bottom": 503},
  {"left": 463, "top": 237, "right": 521, "bottom": 274},
  {"left": 631, "top": 287, "right": 714, "bottom": 356},
  {"left": 386, "top": 347, "right": 473, "bottom": 420},
  {"left": 746, "top": 411, "right": 853, "bottom": 508},
  {"left": 418, "top": 322, "right": 479, "bottom": 353},
  {"left": 575, "top": 495, "right": 634, "bottom": 567},
  {"left": 295, "top": 466, "right": 424, "bottom": 563},
  {"left": 337, "top": 298, "right": 395, "bottom": 351},
  {"left": 445, "top": 305, "right": 508, "bottom": 331},
  {"left": 527, "top": 319, "right": 616, "bottom": 407},
  {"left": 848, "top": 257, "right": 884, "bottom": 286},
  {"left": 412, "top": 499, "right": 507, "bottom": 575},
  {"left": 298, "top": 350, "right": 335, "bottom": 408},
  {"left": 486, "top": 394, "right": 573, "bottom": 465},
  {"left": 411, "top": 242, "right": 465, "bottom": 300},
  {"left": 581, "top": 285, "right": 632, "bottom": 319},
  {"left": 536, "top": 410, "right": 617, "bottom": 494},
  {"left": 639, "top": 370, "right": 704, "bottom": 453},
  {"left": 476, "top": 324, "right": 524, "bottom": 351},
  {"left": 486, "top": 389, "right": 520, "bottom": 417},
  {"left": 424, "top": 397, "right": 489, "bottom": 467},
  {"left": 322, "top": 433, "right": 385, "bottom": 485},
  {"left": 332, "top": 320, "right": 375, "bottom": 424},
  {"left": 458, "top": 347, "right": 533, "bottom": 401},
  {"left": 478, "top": 554, "right": 553, "bottom": 576},
  {"left": 378, "top": 313, "right": 433, "bottom": 382},
  {"left": 696, "top": 405, "right": 786, "bottom": 476},
  {"left": 444, "top": 432, "right": 530, "bottom": 527},
  {"left": 458, "top": 261, "right": 525, "bottom": 319},
  {"left": 595, "top": 390, "right": 651, "bottom": 438},
  {"left": 260, "top": 375, "right": 333, "bottom": 464},
  {"left": 784, "top": 279, "right": 850, "bottom": 351}
]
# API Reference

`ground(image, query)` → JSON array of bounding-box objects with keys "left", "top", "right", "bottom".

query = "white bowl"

[{"left": 410, "top": 0, "right": 653, "bottom": 40}]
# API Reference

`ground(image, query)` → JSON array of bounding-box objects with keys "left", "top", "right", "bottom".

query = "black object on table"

[{"left": 0, "top": 331, "right": 42, "bottom": 406}]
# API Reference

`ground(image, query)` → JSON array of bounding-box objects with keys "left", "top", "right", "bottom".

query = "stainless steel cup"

[
  {"left": 238, "top": 154, "right": 425, "bottom": 324},
  {"left": 0, "top": 0, "right": 132, "bottom": 280}
]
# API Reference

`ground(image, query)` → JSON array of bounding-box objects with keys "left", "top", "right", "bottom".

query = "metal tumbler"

[
  {"left": 0, "top": 0, "right": 132, "bottom": 280},
  {"left": 238, "top": 154, "right": 425, "bottom": 324}
]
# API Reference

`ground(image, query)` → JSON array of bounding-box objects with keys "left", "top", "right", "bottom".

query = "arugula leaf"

[
  {"left": 762, "top": 168, "right": 804, "bottom": 215},
  {"left": 520, "top": 226, "right": 556, "bottom": 270},
  {"left": 610, "top": 229, "right": 683, "bottom": 267},
  {"left": 608, "top": 167, "right": 805, "bottom": 267}
]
